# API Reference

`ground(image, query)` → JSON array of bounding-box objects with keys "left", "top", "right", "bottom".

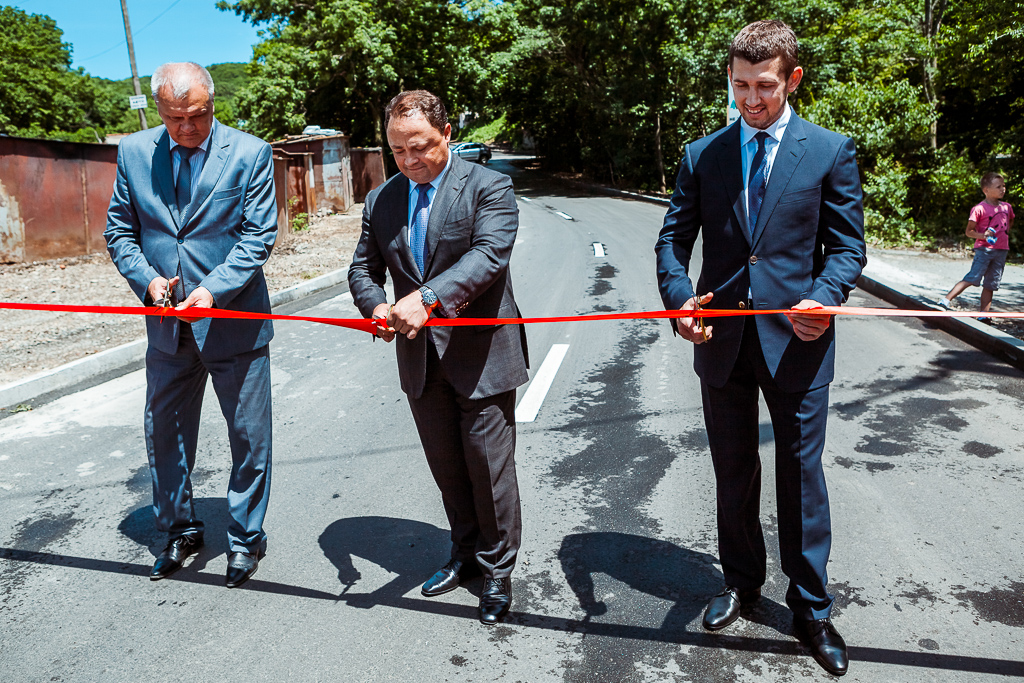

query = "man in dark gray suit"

[
  {"left": 348, "top": 90, "right": 529, "bottom": 625},
  {"left": 105, "top": 62, "right": 277, "bottom": 588}
]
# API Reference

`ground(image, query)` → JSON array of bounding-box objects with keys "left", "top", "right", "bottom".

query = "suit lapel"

[
  {"left": 715, "top": 123, "right": 750, "bottom": 246},
  {"left": 423, "top": 154, "right": 469, "bottom": 276},
  {"left": 153, "top": 130, "right": 180, "bottom": 230},
  {"left": 751, "top": 114, "right": 807, "bottom": 249},
  {"left": 180, "top": 122, "right": 229, "bottom": 230},
  {"left": 379, "top": 176, "right": 418, "bottom": 279}
]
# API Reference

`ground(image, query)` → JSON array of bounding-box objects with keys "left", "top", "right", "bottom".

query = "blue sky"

[{"left": 13, "top": 0, "right": 264, "bottom": 80}]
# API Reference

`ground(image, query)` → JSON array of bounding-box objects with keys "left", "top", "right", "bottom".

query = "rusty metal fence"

[{"left": 0, "top": 136, "right": 118, "bottom": 263}]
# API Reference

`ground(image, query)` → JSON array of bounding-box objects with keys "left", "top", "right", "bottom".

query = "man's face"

[
  {"left": 157, "top": 86, "right": 214, "bottom": 148},
  {"left": 387, "top": 113, "right": 451, "bottom": 185},
  {"left": 729, "top": 57, "right": 802, "bottom": 130}
]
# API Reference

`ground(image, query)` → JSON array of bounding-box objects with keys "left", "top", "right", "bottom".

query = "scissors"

[
  {"left": 154, "top": 280, "right": 173, "bottom": 321},
  {"left": 692, "top": 295, "right": 709, "bottom": 342}
]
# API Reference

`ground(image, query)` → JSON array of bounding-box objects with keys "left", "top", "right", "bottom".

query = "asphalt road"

[{"left": 2, "top": 155, "right": 1023, "bottom": 682}]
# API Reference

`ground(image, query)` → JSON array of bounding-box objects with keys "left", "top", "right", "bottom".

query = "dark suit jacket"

[
  {"left": 348, "top": 154, "right": 529, "bottom": 400},
  {"left": 105, "top": 121, "right": 278, "bottom": 361},
  {"left": 655, "top": 114, "right": 867, "bottom": 392}
]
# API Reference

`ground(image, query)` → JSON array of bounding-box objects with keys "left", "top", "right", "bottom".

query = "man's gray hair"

[{"left": 151, "top": 62, "right": 216, "bottom": 101}]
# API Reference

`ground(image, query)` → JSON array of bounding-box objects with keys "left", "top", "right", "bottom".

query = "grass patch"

[{"left": 455, "top": 113, "right": 516, "bottom": 145}]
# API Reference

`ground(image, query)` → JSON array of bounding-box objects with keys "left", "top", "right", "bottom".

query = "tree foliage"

[
  {"left": 0, "top": 6, "right": 251, "bottom": 141},
  {"left": 2, "top": 1, "right": 1021, "bottom": 247}
]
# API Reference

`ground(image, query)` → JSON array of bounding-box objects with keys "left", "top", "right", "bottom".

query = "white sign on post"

[
  {"left": 128, "top": 95, "right": 148, "bottom": 110},
  {"left": 727, "top": 80, "right": 740, "bottom": 125}
]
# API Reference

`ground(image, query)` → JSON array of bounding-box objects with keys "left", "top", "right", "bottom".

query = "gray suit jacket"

[
  {"left": 104, "top": 121, "right": 277, "bottom": 361},
  {"left": 348, "top": 154, "right": 529, "bottom": 400}
]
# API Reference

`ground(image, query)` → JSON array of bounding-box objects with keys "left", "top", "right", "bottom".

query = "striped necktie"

[
  {"left": 747, "top": 131, "right": 770, "bottom": 234},
  {"left": 411, "top": 183, "right": 431, "bottom": 274}
]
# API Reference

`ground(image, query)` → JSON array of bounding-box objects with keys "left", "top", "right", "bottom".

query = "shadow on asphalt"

[
  {"left": 119, "top": 498, "right": 234, "bottom": 565},
  {"left": 2, "top": 514, "right": 1023, "bottom": 676}
]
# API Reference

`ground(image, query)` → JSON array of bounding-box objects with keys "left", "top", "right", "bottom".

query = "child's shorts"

[{"left": 963, "top": 248, "right": 1009, "bottom": 290}]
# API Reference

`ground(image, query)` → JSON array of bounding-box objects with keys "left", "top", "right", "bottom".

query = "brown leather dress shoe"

[
  {"left": 150, "top": 534, "right": 203, "bottom": 580},
  {"left": 478, "top": 577, "right": 512, "bottom": 625},
  {"left": 702, "top": 586, "right": 761, "bottom": 631},
  {"left": 794, "top": 617, "right": 849, "bottom": 676}
]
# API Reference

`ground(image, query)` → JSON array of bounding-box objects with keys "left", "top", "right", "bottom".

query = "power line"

[{"left": 76, "top": 0, "right": 185, "bottom": 64}]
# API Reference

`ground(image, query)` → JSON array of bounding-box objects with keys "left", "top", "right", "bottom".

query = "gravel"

[{"left": 0, "top": 209, "right": 363, "bottom": 386}]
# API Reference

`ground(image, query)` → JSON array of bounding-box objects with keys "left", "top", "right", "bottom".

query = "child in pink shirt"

[{"left": 939, "top": 173, "right": 1014, "bottom": 320}]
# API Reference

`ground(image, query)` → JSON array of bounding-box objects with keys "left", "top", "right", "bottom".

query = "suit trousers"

[
  {"left": 144, "top": 323, "right": 273, "bottom": 554},
  {"left": 700, "top": 318, "right": 834, "bottom": 620},
  {"left": 407, "top": 339, "right": 522, "bottom": 579}
]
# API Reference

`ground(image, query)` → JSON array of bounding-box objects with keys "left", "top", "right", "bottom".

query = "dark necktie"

[
  {"left": 747, "top": 131, "right": 770, "bottom": 234},
  {"left": 173, "top": 146, "right": 196, "bottom": 303},
  {"left": 411, "top": 183, "right": 431, "bottom": 274}
]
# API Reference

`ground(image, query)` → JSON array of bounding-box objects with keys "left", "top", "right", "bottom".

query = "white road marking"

[
  {"left": 515, "top": 344, "right": 570, "bottom": 423},
  {"left": 593, "top": 242, "right": 606, "bottom": 257},
  {"left": 553, "top": 210, "right": 574, "bottom": 221},
  {"left": 520, "top": 197, "right": 533, "bottom": 202}
]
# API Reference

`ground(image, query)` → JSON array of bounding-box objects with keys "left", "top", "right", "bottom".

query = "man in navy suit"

[
  {"left": 105, "top": 62, "right": 277, "bottom": 588},
  {"left": 655, "top": 21, "right": 866, "bottom": 676}
]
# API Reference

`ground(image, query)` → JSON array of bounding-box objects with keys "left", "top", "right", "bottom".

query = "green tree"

[
  {"left": 0, "top": 5, "right": 116, "bottom": 140},
  {"left": 218, "top": 0, "right": 484, "bottom": 143}
]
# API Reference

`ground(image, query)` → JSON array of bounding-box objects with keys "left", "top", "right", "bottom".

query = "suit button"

[
  {"left": 738, "top": 301, "right": 746, "bottom": 309},
  {"left": 177, "top": 238, "right": 184, "bottom": 244},
  {"left": 749, "top": 255, "right": 758, "bottom": 264}
]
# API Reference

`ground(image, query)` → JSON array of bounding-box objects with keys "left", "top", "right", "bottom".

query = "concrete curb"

[
  {"left": 855, "top": 274, "right": 1024, "bottom": 371},
  {"left": 0, "top": 268, "right": 350, "bottom": 409},
  {"left": 562, "top": 174, "right": 1024, "bottom": 371}
]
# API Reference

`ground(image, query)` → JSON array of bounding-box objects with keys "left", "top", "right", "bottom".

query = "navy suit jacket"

[
  {"left": 105, "top": 121, "right": 278, "bottom": 361},
  {"left": 348, "top": 154, "right": 529, "bottom": 400},
  {"left": 655, "top": 114, "right": 866, "bottom": 391}
]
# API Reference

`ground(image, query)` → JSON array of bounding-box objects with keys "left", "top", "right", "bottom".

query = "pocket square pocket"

[
  {"left": 778, "top": 185, "right": 821, "bottom": 205},
  {"left": 213, "top": 186, "right": 243, "bottom": 201}
]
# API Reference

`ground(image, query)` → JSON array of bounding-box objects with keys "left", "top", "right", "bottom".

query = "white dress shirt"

[
  {"left": 406, "top": 150, "right": 453, "bottom": 229},
  {"left": 739, "top": 102, "right": 792, "bottom": 212},
  {"left": 170, "top": 122, "right": 214, "bottom": 202}
]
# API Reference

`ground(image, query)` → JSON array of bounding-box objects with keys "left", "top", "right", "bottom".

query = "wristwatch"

[{"left": 420, "top": 286, "right": 439, "bottom": 311}]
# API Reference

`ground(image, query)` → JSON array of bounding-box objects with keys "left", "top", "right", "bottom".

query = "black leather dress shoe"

[
  {"left": 421, "top": 559, "right": 481, "bottom": 597},
  {"left": 150, "top": 534, "right": 203, "bottom": 581},
  {"left": 794, "top": 617, "right": 849, "bottom": 676},
  {"left": 225, "top": 550, "right": 263, "bottom": 588},
  {"left": 702, "top": 586, "right": 761, "bottom": 631},
  {"left": 479, "top": 577, "right": 512, "bottom": 625}
]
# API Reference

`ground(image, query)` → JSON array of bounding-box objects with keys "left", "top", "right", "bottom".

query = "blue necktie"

[
  {"left": 173, "top": 146, "right": 196, "bottom": 303},
  {"left": 176, "top": 146, "right": 196, "bottom": 221},
  {"left": 411, "top": 183, "right": 431, "bottom": 274},
  {"left": 747, "top": 131, "right": 770, "bottom": 234}
]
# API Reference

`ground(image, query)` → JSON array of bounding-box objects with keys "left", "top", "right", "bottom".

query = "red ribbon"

[{"left": 2, "top": 301, "right": 1022, "bottom": 336}]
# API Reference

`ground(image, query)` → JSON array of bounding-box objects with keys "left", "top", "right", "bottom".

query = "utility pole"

[{"left": 120, "top": 0, "right": 148, "bottom": 130}]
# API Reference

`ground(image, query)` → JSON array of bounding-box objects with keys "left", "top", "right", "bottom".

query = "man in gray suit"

[
  {"left": 105, "top": 62, "right": 276, "bottom": 588},
  {"left": 348, "top": 90, "right": 529, "bottom": 625}
]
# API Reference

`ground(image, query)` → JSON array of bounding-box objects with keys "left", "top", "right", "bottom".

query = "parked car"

[{"left": 451, "top": 141, "right": 492, "bottom": 163}]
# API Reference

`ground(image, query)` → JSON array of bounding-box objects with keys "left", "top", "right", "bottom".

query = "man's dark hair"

[
  {"left": 384, "top": 90, "right": 448, "bottom": 133},
  {"left": 729, "top": 20, "right": 799, "bottom": 78},
  {"left": 981, "top": 172, "right": 1005, "bottom": 189}
]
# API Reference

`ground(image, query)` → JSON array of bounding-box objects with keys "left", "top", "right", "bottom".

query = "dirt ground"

[{"left": 0, "top": 208, "right": 363, "bottom": 386}]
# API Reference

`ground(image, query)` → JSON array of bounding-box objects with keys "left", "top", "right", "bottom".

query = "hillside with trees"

[{"left": 0, "top": 6, "right": 248, "bottom": 141}]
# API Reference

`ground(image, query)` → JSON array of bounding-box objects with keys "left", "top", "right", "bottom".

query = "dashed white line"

[
  {"left": 553, "top": 210, "right": 574, "bottom": 221},
  {"left": 593, "top": 242, "right": 606, "bottom": 257},
  {"left": 515, "top": 344, "right": 570, "bottom": 423}
]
